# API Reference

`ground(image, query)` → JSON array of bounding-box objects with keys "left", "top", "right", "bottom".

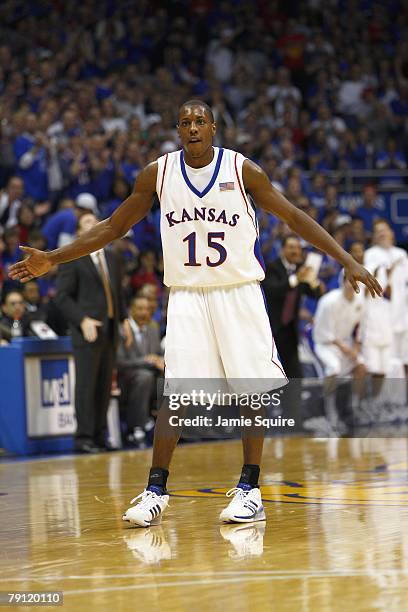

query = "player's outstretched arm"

[
  {"left": 243, "top": 159, "right": 383, "bottom": 298},
  {"left": 9, "top": 162, "right": 158, "bottom": 282}
]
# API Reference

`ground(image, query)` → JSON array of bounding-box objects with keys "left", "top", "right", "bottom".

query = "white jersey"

[
  {"left": 156, "top": 147, "right": 265, "bottom": 287},
  {"left": 313, "top": 288, "right": 363, "bottom": 346},
  {"left": 360, "top": 294, "right": 393, "bottom": 346},
  {"left": 360, "top": 250, "right": 393, "bottom": 347},
  {"left": 364, "top": 245, "right": 408, "bottom": 333}
]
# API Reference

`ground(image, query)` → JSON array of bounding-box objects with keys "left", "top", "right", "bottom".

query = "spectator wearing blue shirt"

[
  {"left": 48, "top": 110, "right": 81, "bottom": 145},
  {"left": 308, "top": 172, "right": 327, "bottom": 209},
  {"left": 355, "top": 184, "right": 386, "bottom": 234},
  {"left": 87, "top": 135, "right": 115, "bottom": 203},
  {"left": 349, "top": 127, "right": 375, "bottom": 170},
  {"left": 65, "top": 134, "right": 115, "bottom": 202},
  {"left": 13, "top": 113, "right": 48, "bottom": 202},
  {"left": 63, "top": 135, "right": 93, "bottom": 199},
  {"left": 307, "top": 129, "right": 335, "bottom": 172},
  {"left": 349, "top": 218, "right": 367, "bottom": 246},
  {"left": 41, "top": 193, "right": 98, "bottom": 250},
  {"left": 132, "top": 213, "right": 160, "bottom": 253},
  {"left": 316, "top": 184, "right": 339, "bottom": 223},
  {"left": 390, "top": 88, "right": 408, "bottom": 124},
  {"left": 319, "top": 252, "right": 342, "bottom": 292},
  {"left": 101, "top": 178, "right": 130, "bottom": 218},
  {"left": 91, "top": 158, "right": 115, "bottom": 202},
  {"left": 2, "top": 227, "right": 21, "bottom": 269},
  {"left": 375, "top": 138, "right": 407, "bottom": 187},
  {"left": 120, "top": 142, "right": 142, "bottom": 187},
  {"left": 258, "top": 209, "right": 279, "bottom": 263}
]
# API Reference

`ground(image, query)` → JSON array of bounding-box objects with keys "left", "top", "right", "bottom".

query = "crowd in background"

[{"left": 0, "top": 0, "right": 407, "bottom": 341}]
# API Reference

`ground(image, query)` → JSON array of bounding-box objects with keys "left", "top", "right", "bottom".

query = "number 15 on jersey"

[{"left": 183, "top": 232, "right": 227, "bottom": 268}]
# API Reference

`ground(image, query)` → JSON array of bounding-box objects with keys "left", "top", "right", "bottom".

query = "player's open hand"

[
  {"left": 8, "top": 246, "right": 52, "bottom": 282},
  {"left": 344, "top": 259, "right": 383, "bottom": 298}
]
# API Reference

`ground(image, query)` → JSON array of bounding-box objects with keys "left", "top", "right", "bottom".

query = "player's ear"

[{"left": 212, "top": 122, "right": 217, "bottom": 136}]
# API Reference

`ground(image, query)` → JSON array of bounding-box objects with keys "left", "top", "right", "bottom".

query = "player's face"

[
  {"left": 374, "top": 222, "right": 393, "bottom": 247},
  {"left": 177, "top": 106, "right": 216, "bottom": 161}
]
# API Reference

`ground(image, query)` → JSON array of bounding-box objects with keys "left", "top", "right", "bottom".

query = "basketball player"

[
  {"left": 9, "top": 100, "right": 382, "bottom": 527},
  {"left": 360, "top": 250, "right": 393, "bottom": 395},
  {"left": 364, "top": 220, "right": 408, "bottom": 377},
  {"left": 313, "top": 274, "right": 366, "bottom": 429},
  {"left": 361, "top": 220, "right": 408, "bottom": 401}
]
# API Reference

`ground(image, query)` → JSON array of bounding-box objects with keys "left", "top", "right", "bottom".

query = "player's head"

[
  {"left": 177, "top": 99, "right": 216, "bottom": 159},
  {"left": 130, "top": 295, "right": 150, "bottom": 326},
  {"left": 372, "top": 219, "right": 394, "bottom": 248}
]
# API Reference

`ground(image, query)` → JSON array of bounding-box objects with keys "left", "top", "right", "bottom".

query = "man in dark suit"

[
  {"left": 117, "top": 295, "right": 164, "bottom": 448},
  {"left": 262, "top": 235, "right": 323, "bottom": 378},
  {"left": 0, "top": 289, "right": 31, "bottom": 339},
  {"left": 55, "top": 212, "right": 131, "bottom": 453}
]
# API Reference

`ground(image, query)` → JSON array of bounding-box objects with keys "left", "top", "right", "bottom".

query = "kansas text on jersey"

[{"left": 156, "top": 147, "right": 265, "bottom": 287}]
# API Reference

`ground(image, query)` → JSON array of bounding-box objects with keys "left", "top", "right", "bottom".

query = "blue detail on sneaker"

[
  {"left": 147, "top": 485, "right": 166, "bottom": 495},
  {"left": 234, "top": 511, "right": 258, "bottom": 520},
  {"left": 236, "top": 482, "right": 253, "bottom": 491}
]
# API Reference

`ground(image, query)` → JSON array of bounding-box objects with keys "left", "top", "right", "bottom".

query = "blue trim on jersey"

[
  {"left": 254, "top": 237, "right": 266, "bottom": 272},
  {"left": 260, "top": 285, "right": 269, "bottom": 311},
  {"left": 180, "top": 148, "right": 224, "bottom": 198}
]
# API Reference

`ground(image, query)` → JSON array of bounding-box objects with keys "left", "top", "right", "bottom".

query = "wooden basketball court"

[{"left": 1, "top": 437, "right": 407, "bottom": 610}]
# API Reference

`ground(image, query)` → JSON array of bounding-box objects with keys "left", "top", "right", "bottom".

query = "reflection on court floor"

[
  {"left": 170, "top": 465, "right": 408, "bottom": 507},
  {"left": 0, "top": 437, "right": 407, "bottom": 611}
]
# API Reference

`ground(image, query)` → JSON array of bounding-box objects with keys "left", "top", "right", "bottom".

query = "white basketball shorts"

[
  {"left": 361, "top": 343, "right": 392, "bottom": 375},
  {"left": 393, "top": 331, "right": 408, "bottom": 366},
  {"left": 314, "top": 344, "right": 363, "bottom": 377},
  {"left": 164, "top": 281, "right": 287, "bottom": 395}
]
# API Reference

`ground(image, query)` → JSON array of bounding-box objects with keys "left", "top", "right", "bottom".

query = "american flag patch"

[{"left": 219, "top": 182, "right": 235, "bottom": 191}]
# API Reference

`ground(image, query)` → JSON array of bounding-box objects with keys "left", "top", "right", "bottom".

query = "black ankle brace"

[
  {"left": 239, "top": 464, "right": 260, "bottom": 488},
  {"left": 148, "top": 467, "right": 169, "bottom": 491}
]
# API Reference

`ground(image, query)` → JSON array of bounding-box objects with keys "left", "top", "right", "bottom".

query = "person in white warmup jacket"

[{"left": 314, "top": 275, "right": 366, "bottom": 428}]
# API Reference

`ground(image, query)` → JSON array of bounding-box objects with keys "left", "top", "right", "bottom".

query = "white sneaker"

[
  {"left": 219, "top": 487, "right": 266, "bottom": 523},
  {"left": 122, "top": 489, "right": 169, "bottom": 527},
  {"left": 123, "top": 527, "right": 172, "bottom": 564},
  {"left": 220, "top": 522, "right": 266, "bottom": 559}
]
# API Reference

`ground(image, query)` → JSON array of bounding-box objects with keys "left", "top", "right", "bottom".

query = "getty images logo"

[{"left": 40, "top": 359, "right": 71, "bottom": 407}]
